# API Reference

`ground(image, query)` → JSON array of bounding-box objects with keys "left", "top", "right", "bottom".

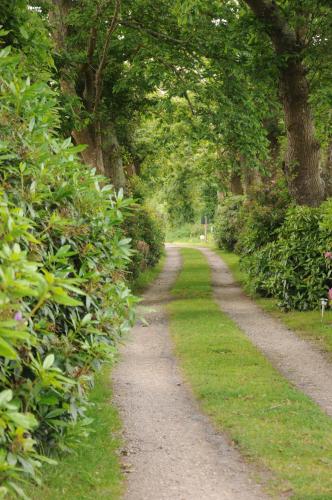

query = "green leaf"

[
  {"left": 0, "top": 327, "right": 30, "bottom": 341},
  {"left": 43, "top": 354, "right": 55, "bottom": 370},
  {"left": 8, "top": 412, "right": 38, "bottom": 429},
  {"left": 19, "top": 26, "right": 29, "bottom": 40},
  {"left": 81, "top": 313, "right": 92, "bottom": 326},
  {"left": 8, "top": 482, "right": 29, "bottom": 500},
  {"left": 0, "top": 389, "right": 13, "bottom": 407},
  {"left": 67, "top": 144, "right": 87, "bottom": 154},
  {"left": 0, "top": 46, "right": 11, "bottom": 58},
  {"left": 0, "top": 338, "right": 17, "bottom": 360},
  {"left": 51, "top": 288, "right": 83, "bottom": 306},
  {"left": 28, "top": 117, "right": 35, "bottom": 132}
]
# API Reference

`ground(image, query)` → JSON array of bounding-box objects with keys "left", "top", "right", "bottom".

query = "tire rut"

[
  {"left": 112, "top": 246, "right": 268, "bottom": 500},
  {"left": 198, "top": 246, "right": 332, "bottom": 418}
]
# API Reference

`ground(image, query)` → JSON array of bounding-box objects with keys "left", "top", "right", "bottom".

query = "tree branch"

[
  {"left": 120, "top": 18, "right": 186, "bottom": 46},
  {"left": 152, "top": 56, "right": 196, "bottom": 115},
  {"left": 184, "top": 91, "right": 196, "bottom": 116},
  {"left": 243, "top": 0, "right": 299, "bottom": 54},
  {"left": 87, "top": 6, "right": 101, "bottom": 66},
  {"left": 93, "top": 0, "right": 121, "bottom": 114}
]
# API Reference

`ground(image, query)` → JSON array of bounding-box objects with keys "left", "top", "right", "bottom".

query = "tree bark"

[
  {"left": 50, "top": 0, "right": 125, "bottom": 181},
  {"left": 244, "top": 0, "right": 325, "bottom": 206},
  {"left": 323, "top": 140, "right": 332, "bottom": 197},
  {"left": 103, "top": 123, "right": 126, "bottom": 189},
  {"left": 242, "top": 166, "right": 260, "bottom": 194},
  {"left": 279, "top": 59, "right": 323, "bottom": 205},
  {"left": 230, "top": 171, "right": 244, "bottom": 195}
]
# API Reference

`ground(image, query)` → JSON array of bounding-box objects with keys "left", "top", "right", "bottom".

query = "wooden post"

[{"left": 204, "top": 216, "right": 208, "bottom": 242}]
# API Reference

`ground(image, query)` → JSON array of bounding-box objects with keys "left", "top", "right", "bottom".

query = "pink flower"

[
  {"left": 14, "top": 312, "right": 23, "bottom": 321},
  {"left": 324, "top": 252, "right": 332, "bottom": 259}
]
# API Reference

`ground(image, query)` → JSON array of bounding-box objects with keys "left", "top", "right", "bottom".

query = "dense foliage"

[
  {"left": 235, "top": 182, "right": 290, "bottom": 255},
  {"left": 214, "top": 194, "right": 332, "bottom": 310},
  {"left": 242, "top": 207, "right": 332, "bottom": 310},
  {"left": 124, "top": 204, "right": 165, "bottom": 280},
  {"left": 213, "top": 196, "right": 245, "bottom": 252},
  {"left": 0, "top": 32, "right": 137, "bottom": 496},
  {"left": 1, "top": 0, "right": 332, "bottom": 491}
]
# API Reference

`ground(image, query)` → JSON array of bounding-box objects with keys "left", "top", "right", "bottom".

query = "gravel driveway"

[{"left": 113, "top": 246, "right": 268, "bottom": 500}]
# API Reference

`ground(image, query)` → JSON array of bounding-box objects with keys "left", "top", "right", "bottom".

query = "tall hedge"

[
  {"left": 242, "top": 206, "right": 332, "bottom": 310},
  {"left": 0, "top": 28, "right": 135, "bottom": 496}
]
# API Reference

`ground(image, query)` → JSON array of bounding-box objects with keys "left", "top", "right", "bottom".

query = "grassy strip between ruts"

[
  {"left": 168, "top": 248, "right": 332, "bottom": 499},
  {"left": 25, "top": 367, "right": 123, "bottom": 500},
  {"left": 217, "top": 249, "right": 332, "bottom": 360}
]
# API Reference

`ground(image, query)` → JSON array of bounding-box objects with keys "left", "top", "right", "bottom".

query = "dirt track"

[
  {"left": 113, "top": 246, "right": 267, "bottom": 500},
  {"left": 199, "top": 246, "right": 332, "bottom": 418}
]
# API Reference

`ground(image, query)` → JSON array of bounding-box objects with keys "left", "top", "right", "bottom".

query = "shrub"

[
  {"left": 236, "top": 182, "right": 290, "bottom": 255},
  {"left": 242, "top": 206, "right": 332, "bottom": 310},
  {"left": 124, "top": 205, "right": 165, "bottom": 280},
  {"left": 214, "top": 195, "right": 245, "bottom": 251},
  {"left": 0, "top": 37, "right": 135, "bottom": 496}
]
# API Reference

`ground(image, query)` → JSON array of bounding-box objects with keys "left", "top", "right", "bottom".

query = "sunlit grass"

[
  {"left": 166, "top": 222, "right": 214, "bottom": 243},
  {"left": 169, "top": 248, "right": 332, "bottom": 498}
]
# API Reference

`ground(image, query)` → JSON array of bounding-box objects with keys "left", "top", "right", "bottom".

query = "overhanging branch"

[{"left": 93, "top": 0, "right": 121, "bottom": 113}]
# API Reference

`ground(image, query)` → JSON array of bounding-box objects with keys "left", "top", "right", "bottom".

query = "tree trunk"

[
  {"left": 244, "top": 0, "right": 325, "bottom": 206},
  {"left": 323, "top": 140, "right": 332, "bottom": 197},
  {"left": 242, "top": 167, "right": 259, "bottom": 194},
  {"left": 230, "top": 171, "right": 244, "bottom": 194},
  {"left": 50, "top": 0, "right": 114, "bottom": 178},
  {"left": 72, "top": 125, "right": 105, "bottom": 175},
  {"left": 280, "top": 60, "right": 323, "bottom": 205},
  {"left": 103, "top": 123, "right": 126, "bottom": 189},
  {"left": 262, "top": 116, "right": 281, "bottom": 181}
]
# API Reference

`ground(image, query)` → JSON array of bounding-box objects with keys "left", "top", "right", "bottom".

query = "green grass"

[
  {"left": 217, "top": 249, "right": 332, "bottom": 359},
  {"left": 214, "top": 249, "right": 247, "bottom": 285},
  {"left": 131, "top": 254, "right": 166, "bottom": 294},
  {"left": 168, "top": 248, "right": 332, "bottom": 499},
  {"left": 25, "top": 368, "right": 123, "bottom": 500},
  {"left": 166, "top": 222, "right": 214, "bottom": 244}
]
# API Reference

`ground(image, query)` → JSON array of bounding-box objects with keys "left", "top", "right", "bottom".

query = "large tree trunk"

[
  {"left": 242, "top": 167, "right": 260, "bottom": 194},
  {"left": 103, "top": 123, "right": 126, "bottom": 189},
  {"left": 323, "top": 140, "right": 332, "bottom": 197},
  {"left": 280, "top": 60, "right": 323, "bottom": 205},
  {"left": 244, "top": 0, "right": 325, "bottom": 206},
  {"left": 50, "top": 1, "right": 105, "bottom": 175},
  {"left": 230, "top": 171, "right": 244, "bottom": 195},
  {"left": 72, "top": 125, "right": 105, "bottom": 175},
  {"left": 50, "top": 0, "right": 125, "bottom": 181}
]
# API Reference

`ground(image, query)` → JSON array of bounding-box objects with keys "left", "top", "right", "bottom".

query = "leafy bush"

[
  {"left": 236, "top": 182, "right": 290, "bottom": 255},
  {"left": 124, "top": 205, "right": 165, "bottom": 280},
  {"left": 214, "top": 195, "right": 245, "bottom": 251},
  {"left": 0, "top": 35, "right": 135, "bottom": 496},
  {"left": 242, "top": 206, "right": 332, "bottom": 310}
]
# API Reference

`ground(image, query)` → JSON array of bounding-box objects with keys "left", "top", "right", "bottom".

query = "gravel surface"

[
  {"left": 199, "top": 246, "right": 332, "bottom": 418},
  {"left": 113, "top": 246, "right": 268, "bottom": 500}
]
